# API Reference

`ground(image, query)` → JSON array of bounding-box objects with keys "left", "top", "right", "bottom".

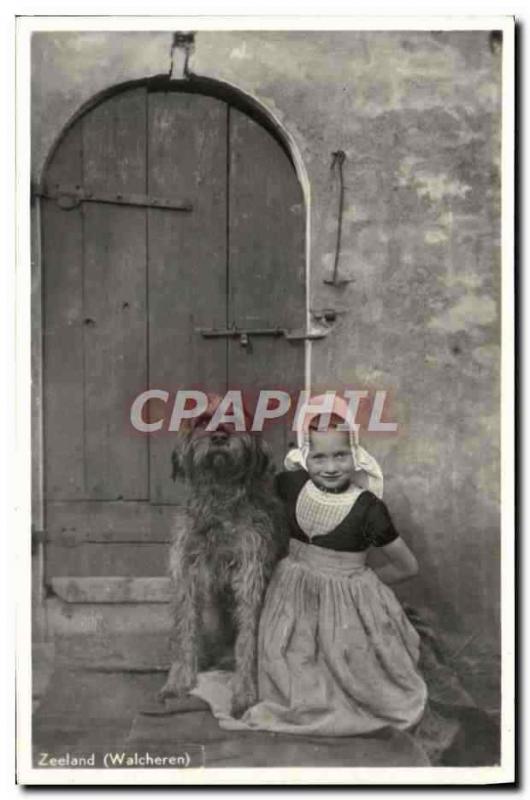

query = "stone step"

[
  {"left": 32, "top": 668, "right": 161, "bottom": 766},
  {"left": 33, "top": 661, "right": 429, "bottom": 768},
  {"left": 127, "top": 708, "right": 429, "bottom": 767},
  {"left": 51, "top": 632, "right": 172, "bottom": 672},
  {"left": 45, "top": 596, "right": 172, "bottom": 638}
]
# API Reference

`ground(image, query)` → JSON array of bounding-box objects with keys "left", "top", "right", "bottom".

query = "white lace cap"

[{"left": 284, "top": 394, "right": 384, "bottom": 499}]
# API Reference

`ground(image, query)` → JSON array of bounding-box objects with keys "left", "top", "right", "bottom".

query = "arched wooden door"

[{"left": 41, "top": 83, "right": 305, "bottom": 593}]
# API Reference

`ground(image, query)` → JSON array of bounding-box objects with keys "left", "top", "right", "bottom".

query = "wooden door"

[{"left": 41, "top": 84, "right": 305, "bottom": 594}]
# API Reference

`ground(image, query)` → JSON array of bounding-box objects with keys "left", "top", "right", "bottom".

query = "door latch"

[{"left": 197, "top": 326, "right": 328, "bottom": 346}]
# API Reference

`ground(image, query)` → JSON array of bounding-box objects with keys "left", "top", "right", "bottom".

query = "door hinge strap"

[{"left": 36, "top": 184, "right": 193, "bottom": 213}]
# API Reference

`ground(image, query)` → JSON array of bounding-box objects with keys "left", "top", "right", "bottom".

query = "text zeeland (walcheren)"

[{"left": 36, "top": 748, "right": 204, "bottom": 768}]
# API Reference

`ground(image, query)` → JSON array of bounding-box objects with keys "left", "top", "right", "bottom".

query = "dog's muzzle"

[{"left": 189, "top": 432, "right": 246, "bottom": 475}]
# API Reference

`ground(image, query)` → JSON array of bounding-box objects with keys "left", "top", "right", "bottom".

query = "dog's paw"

[
  {"left": 230, "top": 678, "right": 258, "bottom": 719},
  {"left": 158, "top": 662, "right": 196, "bottom": 703},
  {"left": 157, "top": 681, "right": 191, "bottom": 703}
]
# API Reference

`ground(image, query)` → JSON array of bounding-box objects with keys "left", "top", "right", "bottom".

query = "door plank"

[
  {"left": 46, "top": 543, "right": 167, "bottom": 579},
  {"left": 45, "top": 499, "right": 176, "bottom": 579},
  {"left": 147, "top": 92, "right": 228, "bottom": 503},
  {"left": 82, "top": 87, "right": 149, "bottom": 500},
  {"left": 42, "top": 124, "right": 85, "bottom": 499},
  {"left": 50, "top": 576, "right": 171, "bottom": 603},
  {"left": 228, "top": 109, "right": 306, "bottom": 468}
]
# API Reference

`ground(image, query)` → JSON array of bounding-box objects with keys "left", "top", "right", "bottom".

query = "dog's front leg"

[
  {"left": 158, "top": 569, "right": 199, "bottom": 701},
  {"left": 230, "top": 565, "right": 266, "bottom": 718}
]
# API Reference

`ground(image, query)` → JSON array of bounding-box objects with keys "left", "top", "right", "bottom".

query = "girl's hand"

[{"left": 372, "top": 536, "right": 419, "bottom": 585}]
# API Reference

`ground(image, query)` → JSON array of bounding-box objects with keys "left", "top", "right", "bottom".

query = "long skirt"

[{"left": 192, "top": 538, "right": 428, "bottom": 736}]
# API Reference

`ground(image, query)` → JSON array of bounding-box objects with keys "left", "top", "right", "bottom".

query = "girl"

[{"left": 193, "top": 394, "right": 429, "bottom": 737}]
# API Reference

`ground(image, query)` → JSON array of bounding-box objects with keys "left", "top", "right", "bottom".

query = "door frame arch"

[{"left": 37, "top": 72, "right": 312, "bottom": 388}]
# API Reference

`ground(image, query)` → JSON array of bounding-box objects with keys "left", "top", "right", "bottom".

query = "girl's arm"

[{"left": 371, "top": 536, "right": 419, "bottom": 585}]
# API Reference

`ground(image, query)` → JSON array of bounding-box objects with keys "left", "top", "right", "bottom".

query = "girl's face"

[{"left": 306, "top": 429, "right": 355, "bottom": 492}]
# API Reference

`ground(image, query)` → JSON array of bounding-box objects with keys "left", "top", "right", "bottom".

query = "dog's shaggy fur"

[{"left": 158, "top": 401, "right": 288, "bottom": 716}]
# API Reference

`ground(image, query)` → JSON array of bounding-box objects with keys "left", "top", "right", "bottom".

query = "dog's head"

[{"left": 171, "top": 395, "right": 272, "bottom": 487}]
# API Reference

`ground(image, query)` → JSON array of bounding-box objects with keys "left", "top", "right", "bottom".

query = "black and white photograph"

[{"left": 15, "top": 15, "right": 514, "bottom": 785}]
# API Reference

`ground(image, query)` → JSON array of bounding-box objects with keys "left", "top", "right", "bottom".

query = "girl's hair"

[{"left": 308, "top": 413, "right": 347, "bottom": 432}]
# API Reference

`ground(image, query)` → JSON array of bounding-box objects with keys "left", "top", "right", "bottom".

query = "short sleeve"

[{"left": 364, "top": 497, "right": 399, "bottom": 548}]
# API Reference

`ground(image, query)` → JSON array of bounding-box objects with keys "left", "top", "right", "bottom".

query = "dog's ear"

[
  {"left": 170, "top": 447, "right": 182, "bottom": 481},
  {"left": 170, "top": 427, "right": 191, "bottom": 481},
  {"left": 250, "top": 434, "right": 274, "bottom": 480}
]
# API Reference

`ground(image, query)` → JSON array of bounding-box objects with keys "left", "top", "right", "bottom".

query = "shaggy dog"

[{"left": 158, "top": 398, "right": 287, "bottom": 717}]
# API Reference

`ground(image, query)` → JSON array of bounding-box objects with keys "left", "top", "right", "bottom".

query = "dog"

[{"left": 158, "top": 396, "right": 288, "bottom": 717}]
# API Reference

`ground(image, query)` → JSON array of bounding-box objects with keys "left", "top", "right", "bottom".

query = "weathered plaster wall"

[{"left": 32, "top": 31, "right": 502, "bottom": 645}]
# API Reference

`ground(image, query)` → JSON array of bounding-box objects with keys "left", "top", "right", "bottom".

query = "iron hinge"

[{"left": 36, "top": 184, "right": 193, "bottom": 213}]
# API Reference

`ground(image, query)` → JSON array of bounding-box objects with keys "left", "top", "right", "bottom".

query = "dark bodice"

[{"left": 274, "top": 470, "right": 399, "bottom": 553}]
